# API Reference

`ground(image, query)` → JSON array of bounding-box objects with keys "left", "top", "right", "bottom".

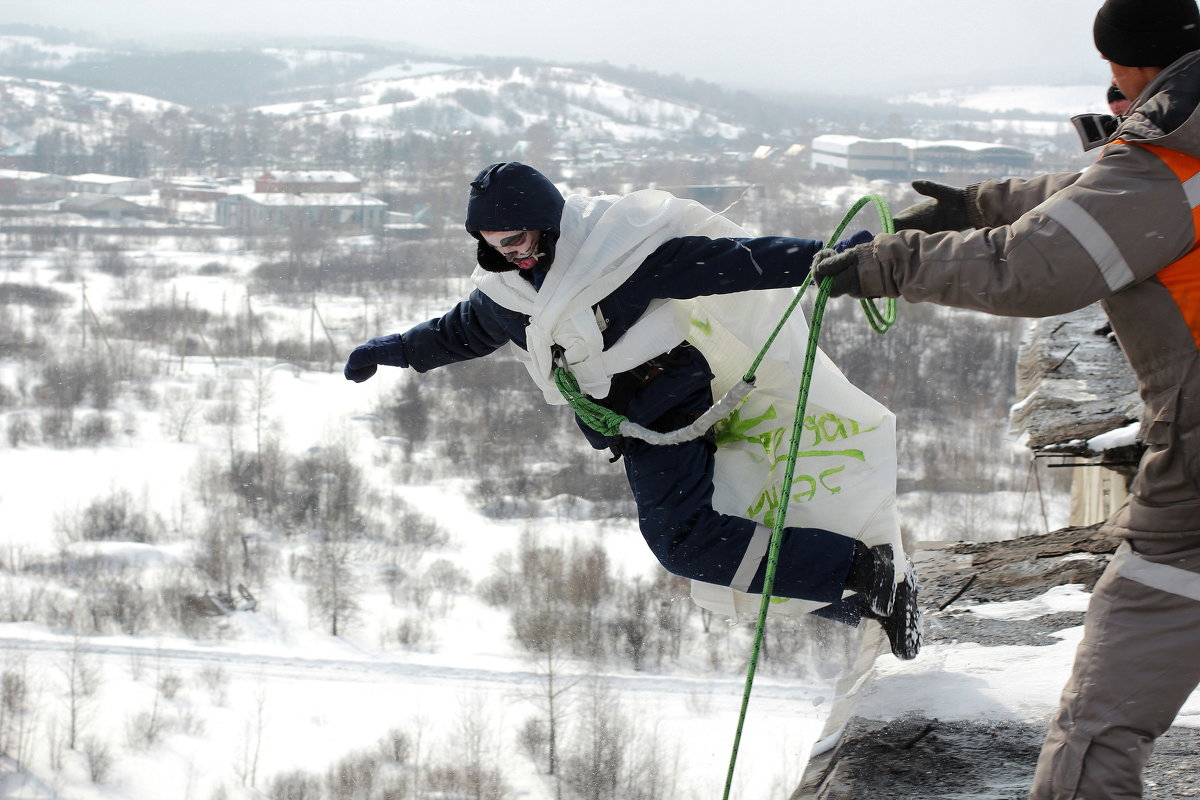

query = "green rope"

[
  {"left": 743, "top": 194, "right": 896, "bottom": 384},
  {"left": 547, "top": 195, "right": 897, "bottom": 797},
  {"left": 552, "top": 364, "right": 626, "bottom": 437},
  {"left": 722, "top": 195, "right": 896, "bottom": 800}
]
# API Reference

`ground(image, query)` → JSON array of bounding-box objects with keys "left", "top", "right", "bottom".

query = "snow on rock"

[
  {"left": 1009, "top": 305, "right": 1141, "bottom": 449},
  {"left": 1087, "top": 421, "right": 1140, "bottom": 452}
]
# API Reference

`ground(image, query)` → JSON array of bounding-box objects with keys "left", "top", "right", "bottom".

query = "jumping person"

[{"left": 345, "top": 162, "right": 921, "bottom": 659}]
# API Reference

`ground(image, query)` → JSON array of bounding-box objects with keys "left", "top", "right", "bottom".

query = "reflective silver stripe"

[
  {"left": 1115, "top": 544, "right": 1200, "bottom": 604},
  {"left": 1038, "top": 195, "right": 1137, "bottom": 291},
  {"left": 730, "top": 524, "right": 771, "bottom": 593},
  {"left": 1183, "top": 172, "right": 1200, "bottom": 209}
]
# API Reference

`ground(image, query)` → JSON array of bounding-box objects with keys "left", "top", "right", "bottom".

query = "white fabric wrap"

[
  {"left": 472, "top": 190, "right": 745, "bottom": 403},
  {"left": 474, "top": 189, "right": 905, "bottom": 619}
]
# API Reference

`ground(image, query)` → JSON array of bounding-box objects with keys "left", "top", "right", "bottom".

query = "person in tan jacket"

[{"left": 814, "top": 0, "right": 1200, "bottom": 797}]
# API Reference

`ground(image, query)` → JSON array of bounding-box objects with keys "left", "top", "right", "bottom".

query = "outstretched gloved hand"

[
  {"left": 812, "top": 242, "right": 874, "bottom": 298},
  {"left": 344, "top": 333, "right": 409, "bottom": 383},
  {"left": 892, "top": 180, "right": 972, "bottom": 233}
]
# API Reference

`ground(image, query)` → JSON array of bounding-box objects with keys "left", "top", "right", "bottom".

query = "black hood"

[{"left": 465, "top": 162, "right": 565, "bottom": 272}]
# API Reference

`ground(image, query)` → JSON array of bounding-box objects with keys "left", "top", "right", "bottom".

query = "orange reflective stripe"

[
  {"left": 1129, "top": 140, "right": 1200, "bottom": 182},
  {"left": 1159, "top": 251, "right": 1200, "bottom": 349},
  {"left": 1118, "top": 139, "right": 1200, "bottom": 349},
  {"left": 1134, "top": 141, "right": 1200, "bottom": 238},
  {"left": 1114, "top": 139, "right": 1200, "bottom": 238}
]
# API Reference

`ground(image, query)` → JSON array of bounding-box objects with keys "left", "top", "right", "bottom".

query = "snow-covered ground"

[
  {"left": 0, "top": 222, "right": 1089, "bottom": 800},
  {"left": 871, "top": 584, "right": 1200, "bottom": 728},
  {"left": 0, "top": 354, "right": 834, "bottom": 799}
]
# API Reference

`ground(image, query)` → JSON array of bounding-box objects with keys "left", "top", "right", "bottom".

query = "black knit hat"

[
  {"left": 464, "top": 162, "right": 564, "bottom": 273},
  {"left": 1094, "top": 0, "right": 1200, "bottom": 67}
]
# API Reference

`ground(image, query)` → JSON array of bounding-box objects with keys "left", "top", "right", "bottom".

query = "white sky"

[{"left": 6, "top": 0, "right": 1111, "bottom": 95}]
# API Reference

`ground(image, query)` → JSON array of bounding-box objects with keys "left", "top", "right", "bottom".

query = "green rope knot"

[{"left": 552, "top": 365, "right": 627, "bottom": 438}]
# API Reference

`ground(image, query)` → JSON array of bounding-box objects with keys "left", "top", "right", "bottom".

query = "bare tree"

[
  {"left": 195, "top": 505, "right": 244, "bottom": 596},
  {"left": 613, "top": 578, "right": 651, "bottom": 671},
  {"left": 248, "top": 364, "right": 275, "bottom": 464},
  {"left": 82, "top": 735, "right": 114, "bottom": 783},
  {"left": 236, "top": 679, "right": 268, "bottom": 789},
  {"left": 60, "top": 638, "right": 101, "bottom": 751},
  {"left": 0, "top": 657, "right": 36, "bottom": 769},
  {"left": 525, "top": 645, "right": 580, "bottom": 791},
  {"left": 425, "top": 698, "right": 508, "bottom": 800},
  {"left": 309, "top": 535, "right": 358, "bottom": 636},
  {"left": 562, "top": 680, "right": 625, "bottom": 800}
]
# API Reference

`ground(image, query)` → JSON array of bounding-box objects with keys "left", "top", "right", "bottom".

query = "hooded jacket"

[
  {"left": 855, "top": 50, "right": 1200, "bottom": 541},
  {"left": 465, "top": 162, "right": 565, "bottom": 273},
  {"left": 397, "top": 165, "right": 828, "bottom": 448}
]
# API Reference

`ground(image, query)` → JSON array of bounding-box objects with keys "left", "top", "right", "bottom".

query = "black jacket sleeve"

[
  {"left": 400, "top": 289, "right": 520, "bottom": 372},
  {"left": 624, "top": 235, "right": 827, "bottom": 299}
]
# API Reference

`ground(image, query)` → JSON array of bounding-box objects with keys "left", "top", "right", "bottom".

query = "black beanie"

[
  {"left": 464, "top": 162, "right": 564, "bottom": 273},
  {"left": 1094, "top": 0, "right": 1200, "bottom": 67}
]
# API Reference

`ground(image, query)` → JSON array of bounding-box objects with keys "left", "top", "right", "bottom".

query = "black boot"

[
  {"left": 866, "top": 555, "right": 923, "bottom": 661},
  {"left": 846, "top": 541, "right": 896, "bottom": 618}
]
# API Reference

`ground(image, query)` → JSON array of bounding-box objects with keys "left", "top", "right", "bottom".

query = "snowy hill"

[
  {"left": 0, "top": 32, "right": 115, "bottom": 72},
  {"left": 256, "top": 62, "right": 747, "bottom": 142},
  {"left": 0, "top": 73, "right": 186, "bottom": 151},
  {"left": 894, "top": 84, "right": 1109, "bottom": 117},
  {"left": 0, "top": 27, "right": 1117, "bottom": 165},
  {"left": 0, "top": 29, "right": 761, "bottom": 143}
]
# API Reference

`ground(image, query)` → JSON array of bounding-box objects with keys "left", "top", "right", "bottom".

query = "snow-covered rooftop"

[
  {"left": 259, "top": 170, "right": 362, "bottom": 183},
  {"left": 70, "top": 172, "right": 145, "bottom": 184},
  {"left": 227, "top": 192, "right": 387, "bottom": 207}
]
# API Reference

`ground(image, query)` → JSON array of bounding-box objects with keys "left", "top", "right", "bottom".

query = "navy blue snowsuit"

[{"left": 349, "top": 163, "right": 865, "bottom": 615}]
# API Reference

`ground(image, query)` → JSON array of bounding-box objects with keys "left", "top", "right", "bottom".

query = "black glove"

[
  {"left": 344, "top": 334, "right": 408, "bottom": 383},
  {"left": 812, "top": 244, "right": 866, "bottom": 298},
  {"left": 892, "top": 180, "right": 971, "bottom": 233}
]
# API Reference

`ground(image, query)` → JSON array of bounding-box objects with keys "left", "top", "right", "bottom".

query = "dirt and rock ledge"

[{"left": 795, "top": 525, "right": 1200, "bottom": 799}]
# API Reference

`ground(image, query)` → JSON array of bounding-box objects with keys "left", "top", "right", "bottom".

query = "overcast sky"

[{"left": 7, "top": 0, "right": 1110, "bottom": 96}]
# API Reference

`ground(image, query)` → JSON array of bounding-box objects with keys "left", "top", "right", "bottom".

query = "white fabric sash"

[{"left": 472, "top": 190, "right": 746, "bottom": 403}]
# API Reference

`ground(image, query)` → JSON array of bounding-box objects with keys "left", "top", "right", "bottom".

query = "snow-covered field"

[
  {"left": 0, "top": 352, "right": 840, "bottom": 800},
  {"left": 0, "top": 212, "right": 1092, "bottom": 800},
  {"left": 0, "top": 73, "right": 1166, "bottom": 798},
  {"left": 0, "top": 231, "right": 850, "bottom": 799}
]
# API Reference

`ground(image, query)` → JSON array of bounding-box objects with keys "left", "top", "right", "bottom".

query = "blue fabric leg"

[{"left": 620, "top": 434, "right": 856, "bottom": 604}]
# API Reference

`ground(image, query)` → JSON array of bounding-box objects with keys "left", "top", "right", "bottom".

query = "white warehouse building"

[
  {"left": 811, "top": 135, "right": 910, "bottom": 176},
  {"left": 811, "top": 135, "right": 1034, "bottom": 179}
]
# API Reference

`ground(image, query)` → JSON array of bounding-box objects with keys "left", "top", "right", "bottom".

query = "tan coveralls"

[{"left": 853, "top": 50, "right": 1200, "bottom": 799}]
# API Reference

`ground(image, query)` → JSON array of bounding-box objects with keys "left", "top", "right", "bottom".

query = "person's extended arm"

[
  {"left": 626, "top": 231, "right": 870, "bottom": 299},
  {"left": 824, "top": 143, "right": 1191, "bottom": 317},
  {"left": 889, "top": 175, "right": 1083, "bottom": 233},
  {"left": 968, "top": 172, "right": 1084, "bottom": 227},
  {"left": 344, "top": 289, "right": 516, "bottom": 382}
]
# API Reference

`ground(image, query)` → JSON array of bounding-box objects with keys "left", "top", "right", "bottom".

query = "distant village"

[
  {"left": 0, "top": 167, "right": 413, "bottom": 235},
  {"left": 0, "top": 135, "right": 1037, "bottom": 237}
]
